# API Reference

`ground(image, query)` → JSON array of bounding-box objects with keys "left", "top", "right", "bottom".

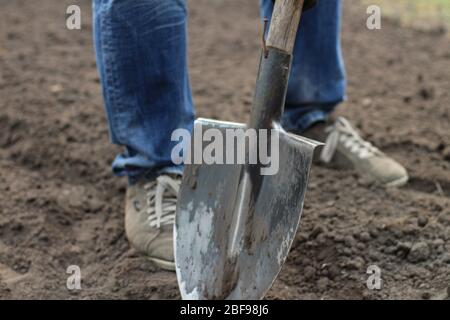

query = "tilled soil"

[{"left": 0, "top": 0, "right": 449, "bottom": 300}]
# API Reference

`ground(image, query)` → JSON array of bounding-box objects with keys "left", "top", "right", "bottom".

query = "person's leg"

[
  {"left": 259, "top": 0, "right": 408, "bottom": 187},
  {"left": 259, "top": 0, "right": 346, "bottom": 132},
  {"left": 93, "top": 0, "right": 194, "bottom": 271},
  {"left": 93, "top": 0, "right": 194, "bottom": 184}
]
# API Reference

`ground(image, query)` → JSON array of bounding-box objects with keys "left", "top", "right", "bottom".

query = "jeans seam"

[{"left": 100, "top": 6, "right": 127, "bottom": 143}]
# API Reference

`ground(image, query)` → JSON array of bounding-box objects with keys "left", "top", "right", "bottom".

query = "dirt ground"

[{"left": 0, "top": 0, "right": 449, "bottom": 300}]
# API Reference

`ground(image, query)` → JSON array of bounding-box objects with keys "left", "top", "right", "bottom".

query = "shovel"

[{"left": 174, "top": 0, "right": 321, "bottom": 300}]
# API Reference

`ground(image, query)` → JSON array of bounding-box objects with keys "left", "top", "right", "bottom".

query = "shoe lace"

[
  {"left": 320, "top": 117, "right": 382, "bottom": 163},
  {"left": 144, "top": 175, "right": 180, "bottom": 229}
]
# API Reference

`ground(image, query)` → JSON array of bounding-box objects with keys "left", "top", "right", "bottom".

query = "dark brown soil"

[{"left": 0, "top": 0, "right": 449, "bottom": 300}]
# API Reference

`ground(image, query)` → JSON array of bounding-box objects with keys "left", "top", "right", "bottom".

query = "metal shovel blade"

[{"left": 175, "top": 118, "right": 320, "bottom": 300}]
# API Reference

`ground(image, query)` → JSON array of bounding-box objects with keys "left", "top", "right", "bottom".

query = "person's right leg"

[
  {"left": 260, "top": 0, "right": 408, "bottom": 187},
  {"left": 93, "top": 0, "right": 194, "bottom": 270},
  {"left": 93, "top": 0, "right": 194, "bottom": 183}
]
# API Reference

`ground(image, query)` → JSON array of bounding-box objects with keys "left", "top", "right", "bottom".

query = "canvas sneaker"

[
  {"left": 306, "top": 117, "right": 409, "bottom": 187},
  {"left": 125, "top": 174, "right": 181, "bottom": 271}
]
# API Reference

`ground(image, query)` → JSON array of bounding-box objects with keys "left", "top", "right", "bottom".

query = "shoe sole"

[
  {"left": 385, "top": 176, "right": 409, "bottom": 188},
  {"left": 148, "top": 257, "right": 176, "bottom": 272}
]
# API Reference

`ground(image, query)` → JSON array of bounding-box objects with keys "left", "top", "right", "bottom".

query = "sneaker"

[
  {"left": 305, "top": 117, "right": 409, "bottom": 187},
  {"left": 124, "top": 174, "right": 181, "bottom": 271}
]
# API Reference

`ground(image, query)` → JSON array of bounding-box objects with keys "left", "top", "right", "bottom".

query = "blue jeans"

[{"left": 93, "top": 0, "right": 346, "bottom": 182}]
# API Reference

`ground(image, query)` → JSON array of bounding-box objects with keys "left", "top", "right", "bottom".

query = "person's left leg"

[
  {"left": 260, "top": 0, "right": 346, "bottom": 132},
  {"left": 260, "top": 0, "right": 408, "bottom": 187}
]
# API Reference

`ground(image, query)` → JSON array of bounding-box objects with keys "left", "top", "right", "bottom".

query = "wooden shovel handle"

[{"left": 266, "top": 0, "right": 305, "bottom": 55}]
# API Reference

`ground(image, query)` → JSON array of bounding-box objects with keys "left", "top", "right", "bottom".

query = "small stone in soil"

[
  {"left": 342, "top": 248, "right": 352, "bottom": 256},
  {"left": 397, "top": 242, "right": 412, "bottom": 253},
  {"left": 437, "top": 212, "right": 450, "bottom": 226},
  {"left": 432, "top": 239, "right": 444, "bottom": 247},
  {"left": 344, "top": 257, "right": 365, "bottom": 270},
  {"left": 417, "top": 216, "right": 428, "bottom": 227},
  {"left": 369, "top": 228, "right": 379, "bottom": 238},
  {"left": 317, "top": 277, "right": 330, "bottom": 291},
  {"left": 359, "top": 231, "right": 371, "bottom": 242},
  {"left": 407, "top": 242, "right": 430, "bottom": 263},
  {"left": 344, "top": 235, "right": 356, "bottom": 247},
  {"left": 356, "top": 242, "right": 366, "bottom": 251},
  {"left": 441, "top": 253, "right": 450, "bottom": 264},
  {"left": 309, "top": 226, "right": 324, "bottom": 239},
  {"left": 422, "top": 292, "right": 431, "bottom": 300},
  {"left": 304, "top": 266, "right": 316, "bottom": 280}
]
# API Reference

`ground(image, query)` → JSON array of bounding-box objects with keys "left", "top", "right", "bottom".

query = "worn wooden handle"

[{"left": 266, "top": 0, "right": 305, "bottom": 54}]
